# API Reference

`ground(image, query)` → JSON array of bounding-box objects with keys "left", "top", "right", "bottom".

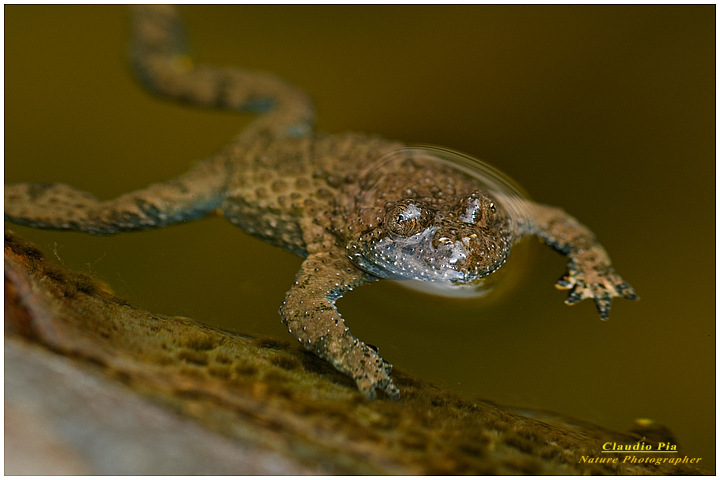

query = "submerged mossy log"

[{"left": 4, "top": 231, "right": 707, "bottom": 475}]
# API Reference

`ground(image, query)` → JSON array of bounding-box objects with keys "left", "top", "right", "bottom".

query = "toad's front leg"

[
  {"left": 5, "top": 157, "right": 228, "bottom": 234},
  {"left": 280, "top": 251, "right": 400, "bottom": 400},
  {"left": 526, "top": 202, "right": 637, "bottom": 319}
]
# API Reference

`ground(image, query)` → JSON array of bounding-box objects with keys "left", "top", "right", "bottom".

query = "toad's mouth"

[
  {"left": 346, "top": 227, "right": 481, "bottom": 284},
  {"left": 346, "top": 223, "right": 512, "bottom": 284}
]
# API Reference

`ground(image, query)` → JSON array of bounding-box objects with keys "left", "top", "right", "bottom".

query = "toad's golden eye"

[
  {"left": 484, "top": 200, "right": 498, "bottom": 226},
  {"left": 385, "top": 202, "right": 430, "bottom": 237}
]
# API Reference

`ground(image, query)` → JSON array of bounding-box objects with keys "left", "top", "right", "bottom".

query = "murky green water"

[{"left": 6, "top": 5, "right": 714, "bottom": 471}]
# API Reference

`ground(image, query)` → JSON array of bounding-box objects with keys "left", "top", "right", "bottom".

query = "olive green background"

[{"left": 5, "top": 5, "right": 714, "bottom": 470}]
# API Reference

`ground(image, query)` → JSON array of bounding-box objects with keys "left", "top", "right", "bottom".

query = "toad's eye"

[
  {"left": 385, "top": 202, "right": 430, "bottom": 237},
  {"left": 459, "top": 191, "right": 498, "bottom": 227},
  {"left": 485, "top": 201, "right": 497, "bottom": 225}
]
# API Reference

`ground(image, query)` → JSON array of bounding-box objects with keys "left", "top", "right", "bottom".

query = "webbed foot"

[{"left": 556, "top": 260, "right": 638, "bottom": 320}]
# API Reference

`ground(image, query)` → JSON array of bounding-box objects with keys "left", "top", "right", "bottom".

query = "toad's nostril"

[{"left": 432, "top": 229, "right": 455, "bottom": 249}]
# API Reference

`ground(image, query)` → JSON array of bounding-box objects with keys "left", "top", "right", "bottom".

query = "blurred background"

[{"left": 5, "top": 5, "right": 714, "bottom": 470}]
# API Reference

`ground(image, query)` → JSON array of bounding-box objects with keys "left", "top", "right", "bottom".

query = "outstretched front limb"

[
  {"left": 5, "top": 155, "right": 229, "bottom": 235},
  {"left": 525, "top": 202, "right": 637, "bottom": 319},
  {"left": 280, "top": 250, "right": 400, "bottom": 400}
]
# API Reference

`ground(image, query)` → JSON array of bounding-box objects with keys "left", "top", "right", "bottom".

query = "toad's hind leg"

[
  {"left": 280, "top": 251, "right": 400, "bottom": 400},
  {"left": 525, "top": 202, "right": 638, "bottom": 319},
  {"left": 5, "top": 156, "right": 228, "bottom": 235},
  {"left": 131, "top": 5, "right": 314, "bottom": 138}
]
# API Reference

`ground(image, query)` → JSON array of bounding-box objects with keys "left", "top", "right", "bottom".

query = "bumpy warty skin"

[
  {"left": 339, "top": 154, "right": 515, "bottom": 283},
  {"left": 4, "top": 5, "right": 637, "bottom": 400}
]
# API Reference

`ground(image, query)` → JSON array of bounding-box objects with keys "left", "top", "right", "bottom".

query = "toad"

[{"left": 5, "top": 6, "right": 636, "bottom": 400}]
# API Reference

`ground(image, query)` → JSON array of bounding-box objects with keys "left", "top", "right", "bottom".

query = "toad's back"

[{"left": 220, "top": 132, "right": 402, "bottom": 256}]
